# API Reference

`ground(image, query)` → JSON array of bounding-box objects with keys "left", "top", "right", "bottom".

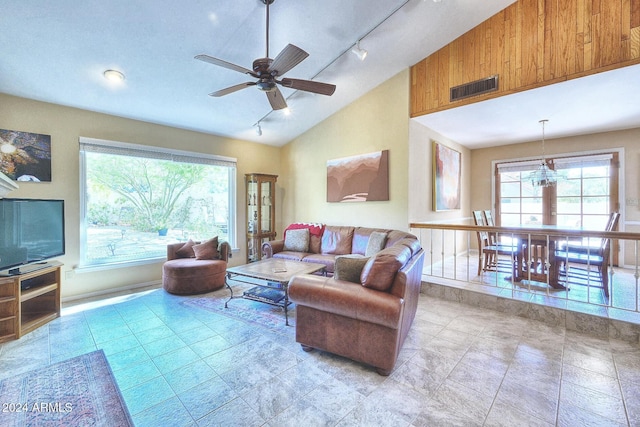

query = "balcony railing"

[{"left": 409, "top": 221, "right": 640, "bottom": 324}]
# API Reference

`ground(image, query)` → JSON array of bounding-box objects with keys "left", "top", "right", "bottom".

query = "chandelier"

[{"left": 528, "top": 119, "right": 558, "bottom": 187}]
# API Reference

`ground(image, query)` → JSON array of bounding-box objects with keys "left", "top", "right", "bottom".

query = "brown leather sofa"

[
  {"left": 265, "top": 225, "right": 424, "bottom": 375},
  {"left": 262, "top": 225, "right": 419, "bottom": 275},
  {"left": 163, "top": 239, "right": 231, "bottom": 295}
]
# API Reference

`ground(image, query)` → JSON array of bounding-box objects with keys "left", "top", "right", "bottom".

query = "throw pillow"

[
  {"left": 360, "top": 245, "right": 411, "bottom": 292},
  {"left": 334, "top": 255, "right": 369, "bottom": 283},
  {"left": 365, "top": 231, "right": 388, "bottom": 257},
  {"left": 193, "top": 237, "right": 219, "bottom": 260},
  {"left": 175, "top": 239, "right": 197, "bottom": 258},
  {"left": 283, "top": 228, "right": 310, "bottom": 252}
]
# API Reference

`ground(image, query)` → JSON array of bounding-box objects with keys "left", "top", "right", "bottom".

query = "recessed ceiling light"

[{"left": 103, "top": 69, "right": 125, "bottom": 82}]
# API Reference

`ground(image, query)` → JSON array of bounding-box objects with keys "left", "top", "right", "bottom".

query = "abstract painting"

[
  {"left": 0, "top": 128, "right": 52, "bottom": 182},
  {"left": 433, "top": 141, "right": 461, "bottom": 211},
  {"left": 327, "top": 150, "right": 389, "bottom": 202}
]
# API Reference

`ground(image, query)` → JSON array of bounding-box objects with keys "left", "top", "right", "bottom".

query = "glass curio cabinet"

[{"left": 245, "top": 173, "right": 277, "bottom": 262}]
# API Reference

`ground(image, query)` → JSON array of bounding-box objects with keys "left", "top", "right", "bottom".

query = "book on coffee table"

[{"left": 243, "top": 286, "right": 287, "bottom": 305}]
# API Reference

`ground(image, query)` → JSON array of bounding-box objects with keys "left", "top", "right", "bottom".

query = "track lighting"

[{"left": 351, "top": 41, "right": 368, "bottom": 61}]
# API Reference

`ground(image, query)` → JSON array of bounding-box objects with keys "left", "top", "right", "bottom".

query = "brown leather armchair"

[
  {"left": 289, "top": 239, "right": 424, "bottom": 375},
  {"left": 162, "top": 239, "right": 231, "bottom": 295}
]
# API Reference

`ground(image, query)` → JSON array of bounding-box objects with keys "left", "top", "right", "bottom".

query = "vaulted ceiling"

[
  {"left": 0, "top": 0, "right": 515, "bottom": 146},
  {"left": 2, "top": 0, "right": 638, "bottom": 149}
]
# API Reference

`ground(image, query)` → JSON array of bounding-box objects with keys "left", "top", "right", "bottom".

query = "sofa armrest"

[
  {"left": 166, "top": 242, "right": 185, "bottom": 261},
  {"left": 262, "top": 239, "right": 285, "bottom": 258},
  {"left": 218, "top": 241, "right": 232, "bottom": 262},
  {"left": 289, "top": 275, "right": 403, "bottom": 329}
]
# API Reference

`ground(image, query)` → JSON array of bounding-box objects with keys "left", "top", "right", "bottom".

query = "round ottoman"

[{"left": 162, "top": 258, "right": 227, "bottom": 295}]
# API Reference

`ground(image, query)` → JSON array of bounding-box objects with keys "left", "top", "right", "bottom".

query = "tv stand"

[
  {"left": 6, "top": 261, "right": 51, "bottom": 278},
  {"left": 0, "top": 261, "right": 62, "bottom": 342}
]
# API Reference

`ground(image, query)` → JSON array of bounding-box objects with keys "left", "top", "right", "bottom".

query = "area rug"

[
  {"left": 184, "top": 295, "right": 295, "bottom": 331},
  {"left": 0, "top": 350, "right": 133, "bottom": 427}
]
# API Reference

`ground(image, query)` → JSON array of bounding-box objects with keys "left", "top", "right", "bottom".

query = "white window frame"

[{"left": 78, "top": 137, "right": 237, "bottom": 270}]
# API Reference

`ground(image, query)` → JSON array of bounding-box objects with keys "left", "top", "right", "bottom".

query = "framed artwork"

[
  {"left": 433, "top": 141, "right": 461, "bottom": 211},
  {"left": 327, "top": 150, "right": 389, "bottom": 202},
  {"left": 0, "top": 128, "right": 52, "bottom": 182}
]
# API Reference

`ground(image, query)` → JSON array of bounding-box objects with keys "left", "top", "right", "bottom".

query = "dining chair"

[
  {"left": 473, "top": 210, "right": 518, "bottom": 276},
  {"left": 555, "top": 212, "right": 620, "bottom": 297}
]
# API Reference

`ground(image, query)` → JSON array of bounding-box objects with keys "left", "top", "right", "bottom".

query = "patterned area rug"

[
  {"left": 184, "top": 295, "right": 295, "bottom": 331},
  {"left": 0, "top": 350, "right": 133, "bottom": 427}
]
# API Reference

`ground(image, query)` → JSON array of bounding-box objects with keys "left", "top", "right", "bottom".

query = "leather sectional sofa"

[{"left": 262, "top": 224, "right": 424, "bottom": 375}]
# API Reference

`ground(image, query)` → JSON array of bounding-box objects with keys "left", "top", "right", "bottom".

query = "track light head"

[{"left": 351, "top": 41, "right": 368, "bottom": 61}]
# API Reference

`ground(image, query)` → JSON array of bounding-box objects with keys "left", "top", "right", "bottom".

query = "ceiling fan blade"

[
  {"left": 268, "top": 44, "right": 309, "bottom": 76},
  {"left": 280, "top": 78, "right": 336, "bottom": 96},
  {"left": 195, "top": 54, "right": 255, "bottom": 76},
  {"left": 266, "top": 86, "right": 288, "bottom": 110},
  {"left": 209, "top": 82, "right": 256, "bottom": 97}
]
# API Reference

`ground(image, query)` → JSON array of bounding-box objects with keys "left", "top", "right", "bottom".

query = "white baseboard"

[{"left": 62, "top": 280, "right": 162, "bottom": 303}]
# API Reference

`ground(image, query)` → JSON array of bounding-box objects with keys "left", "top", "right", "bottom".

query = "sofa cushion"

[
  {"left": 301, "top": 253, "right": 338, "bottom": 274},
  {"left": 351, "top": 228, "right": 388, "bottom": 255},
  {"left": 360, "top": 245, "right": 412, "bottom": 292},
  {"left": 397, "top": 237, "right": 422, "bottom": 256},
  {"left": 334, "top": 255, "right": 369, "bottom": 283},
  {"left": 321, "top": 226, "right": 355, "bottom": 255},
  {"left": 193, "top": 237, "right": 219, "bottom": 260},
  {"left": 175, "top": 239, "right": 197, "bottom": 258},
  {"left": 385, "top": 230, "right": 417, "bottom": 248},
  {"left": 284, "top": 228, "right": 310, "bottom": 252},
  {"left": 273, "top": 251, "right": 308, "bottom": 262},
  {"left": 365, "top": 231, "right": 388, "bottom": 257}
]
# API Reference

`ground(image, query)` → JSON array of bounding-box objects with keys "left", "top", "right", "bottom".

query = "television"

[{"left": 0, "top": 198, "right": 65, "bottom": 276}]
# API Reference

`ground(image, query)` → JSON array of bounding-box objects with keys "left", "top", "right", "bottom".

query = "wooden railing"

[{"left": 409, "top": 222, "right": 640, "bottom": 317}]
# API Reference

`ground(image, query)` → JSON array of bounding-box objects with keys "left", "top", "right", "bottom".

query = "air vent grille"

[{"left": 450, "top": 75, "right": 499, "bottom": 102}]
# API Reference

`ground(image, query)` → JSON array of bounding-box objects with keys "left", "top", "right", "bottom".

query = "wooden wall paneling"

[
  {"left": 410, "top": 0, "right": 640, "bottom": 118},
  {"left": 633, "top": 0, "right": 640, "bottom": 27},
  {"left": 632, "top": 27, "right": 640, "bottom": 58},
  {"left": 438, "top": 50, "right": 449, "bottom": 107},
  {"left": 520, "top": 0, "right": 539, "bottom": 86}
]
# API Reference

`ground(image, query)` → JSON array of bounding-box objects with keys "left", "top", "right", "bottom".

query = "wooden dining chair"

[
  {"left": 473, "top": 210, "right": 518, "bottom": 275},
  {"left": 555, "top": 212, "right": 620, "bottom": 297}
]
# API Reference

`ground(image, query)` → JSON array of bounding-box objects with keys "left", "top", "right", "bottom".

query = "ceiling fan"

[{"left": 195, "top": 0, "right": 336, "bottom": 111}]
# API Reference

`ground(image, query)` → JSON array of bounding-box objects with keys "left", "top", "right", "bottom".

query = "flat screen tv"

[{"left": 0, "top": 198, "right": 65, "bottom": 275}]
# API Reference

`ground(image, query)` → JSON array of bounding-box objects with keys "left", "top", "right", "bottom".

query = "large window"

[
  {"left": 79, "top": 138, "right": 236, "bottom": 268},
  {"left": 496, "top": 152, "right": 617, "bottom": 230}
]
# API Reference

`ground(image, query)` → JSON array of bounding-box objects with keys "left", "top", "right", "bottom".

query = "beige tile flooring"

[{"left": 1, "top": 284, "right": 639, "bottom": 426}]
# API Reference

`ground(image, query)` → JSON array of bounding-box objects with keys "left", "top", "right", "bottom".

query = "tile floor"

[{"left": 1, "top": 284, "right": 639, "bottom": 426}]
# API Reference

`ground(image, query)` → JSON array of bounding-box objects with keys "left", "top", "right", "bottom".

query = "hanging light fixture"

[{"left": 527, "top": 119, "right": 558, "bottom": 187}]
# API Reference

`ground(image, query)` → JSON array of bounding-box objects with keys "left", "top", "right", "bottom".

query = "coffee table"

[{"left": 225, "top": 258, "right": 326, "bottom": 325}]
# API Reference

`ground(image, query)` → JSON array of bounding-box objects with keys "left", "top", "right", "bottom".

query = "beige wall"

[
  {"left": 0, "top": 93, "right": 282, "bottom": 298},
  {"left": 279, "top": 70, "right": 411, "bottom": 232}
]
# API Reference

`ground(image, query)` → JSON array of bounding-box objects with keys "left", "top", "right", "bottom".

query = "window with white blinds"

[
  {"left": 495, "top": 152, "right": 618, "bottom": 229},
  {"left": 79, "top": 137, "right": 237, "bottom": 268}
]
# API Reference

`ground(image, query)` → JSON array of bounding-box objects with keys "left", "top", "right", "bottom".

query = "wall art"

[
  {"left": 433, "top": 141, "right": 461, "bottom": 211},
  {"left": 0, "top": 128, "right": 52, "bottom": 182},
  {"left": 327, "top": 150, "right": 389, "bottom": 202}
]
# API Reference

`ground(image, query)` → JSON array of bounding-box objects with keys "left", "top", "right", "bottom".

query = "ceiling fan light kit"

[{"left": 195, "top": 0, "right": 336, "bottom": 112}]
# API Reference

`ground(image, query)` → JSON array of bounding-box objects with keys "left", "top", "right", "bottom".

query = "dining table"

[{"left": 500, "top": 224, "right": 581, "bottom": 290}]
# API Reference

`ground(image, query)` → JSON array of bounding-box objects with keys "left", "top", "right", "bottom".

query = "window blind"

[{"left": 79, "top": 137, "right": 237, "bottom": 168}]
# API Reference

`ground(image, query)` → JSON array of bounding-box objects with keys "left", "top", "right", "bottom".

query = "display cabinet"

[{"left": 246, "top": 173, "right": 277, "bottom": 262}]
